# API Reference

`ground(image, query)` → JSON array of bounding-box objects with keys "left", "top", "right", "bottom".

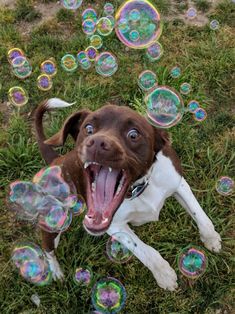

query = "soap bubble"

[
  {"left": 90, "top": 35, "right": 103, "bottom": 49},
  {"left": 186, "top": 7, "right": 197, "bottom": 19},
  {"left": 104, "top": 3, "right": 115, "bottom": 15},
  {"left": 216, "top": 176, "right": 234, "bottom": 196},
  {"left": 106, "top": 232, "right": 134, "bottom": 263},
  {"left": 37, "top": 74, "right": 53, "bottom": 91},
  {"left": 146, "top": 41, "right": 163, "bottom": 61},
  {"left": 95, "top": 52, "right": 118, "bottom": 77},
  {"left": 85, "top": 46, "right": 98, "bottom": 61},
  {"left": 92, "top": 277, "right": 126, "bottom": 314},
  {"left": 193, "top": 108, "right": 207, "bottom": 122},
  {"left": 115, "top": 0, "right": 161, "bottom": 49},
  {"left": 77, "top": 51, "right": 91, "bottom": 69},
  {"left": 71, "top": 197, "right": 86, "bottom": 216},
  {"left": 12, "top": 242, "right": 52, "bottom": 286},
  {"left": 170, "top": 66, "right": 181, "bottom": 78},
  {"left": 178, "top": 247, "right": 207, "bottom": 279},
  {"left": 106, "top": 15, "right": 115, "bottom": 28},
  {"left": 96, "top": 17, "right": 113, "bottom": 36},
  {"left": 180, "top": 82, "right": 192, "bottom": 95},
  {"left": 7, "top": 48, "right": 24, "bottom": 64},
  {"left": 61, "top": 54, "right": 78, "bottom": 72},
  {"left": 145, "top": 86, "right": 184, "bottom": 128},
  {"left": 129, "top": 29, "right": 140, "bottom": 42},
  {"left": 210, "top": 19, "right": 220, "bottom": 30},
  {"left": 82, "top": 19, "right": 96, "bottom": 35},
  {"left": 40, "top": 59, "right": 57, "bottom": 77},
  {"left": 138, "top": 70, "right": 157, "bottom": 91},
  {"left": 8, "top": 86, "right": 28, "bottom": 107},
  {"left": 61, "top": 0, "right": 83, "bottom": 10},
  {"left": 188, "top": 100, "right": 199, "bottom": 113},
  {"left": 12, "top": 56, "right": 32, "bottom": 79},
  {"left": 74, "top": 267, "right": 92, "bottom": 285},
  {"left": 82, "top": 8, "right": 98, "bottom": 22}
]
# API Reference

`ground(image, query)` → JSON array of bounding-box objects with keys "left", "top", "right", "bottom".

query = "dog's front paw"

[
  {"left": 153, "top": 261, "right": 178, "bottom": 291},
  {"left": 45, "top": 251, "right": 64, "bottom": 281},
  {"left": 200, "top": 230, "right": 222, "bottom": 253}
]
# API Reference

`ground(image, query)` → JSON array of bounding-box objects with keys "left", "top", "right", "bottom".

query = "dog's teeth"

[
  {"left": 109, "top": 167, "right": 112, "bottom": 173},
  {"left": 116, "top": 175, "right": 125, "bottom": 196},
  {"left": 92, "top": 182, "right": 96, "bottom": 192},
  {"left": 84, "top": 162, "right": 89, "bottom": 169}
]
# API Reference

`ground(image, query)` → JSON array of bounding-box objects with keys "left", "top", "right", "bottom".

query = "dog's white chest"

[{"left": 111, "top": 151, "right": 182, "bottom": 226}]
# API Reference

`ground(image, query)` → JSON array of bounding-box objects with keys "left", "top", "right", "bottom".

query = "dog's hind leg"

[
  {"left": 174, "top": 177, "right": 221, "bottom": 252},
  {"left": 107, "top": 224, "right": 178, "bottom": 291}
]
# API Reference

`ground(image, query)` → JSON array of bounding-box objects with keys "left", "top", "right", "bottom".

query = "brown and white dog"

[{"left": 34, "top": 98, "right": 221, "bottom": 291}]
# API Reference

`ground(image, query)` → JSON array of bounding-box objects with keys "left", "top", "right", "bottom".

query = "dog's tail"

[{"left": 34, "top": 98, "right": 75, "bottom": 164}]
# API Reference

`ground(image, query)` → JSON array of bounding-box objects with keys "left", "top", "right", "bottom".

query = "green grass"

[
  {"left": 0, "top": 0, "right": 235, "bottom": 313},
  {"left": 15, "top": 0, "right": 42, "bottom": 22}
]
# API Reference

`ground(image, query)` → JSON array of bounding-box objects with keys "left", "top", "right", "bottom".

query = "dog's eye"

[
  {"left": 85, "top": 124, "right": 94, "bottom": 135},
  {"left": 127, "top": 129, "right": 139, "bottom": 140}
]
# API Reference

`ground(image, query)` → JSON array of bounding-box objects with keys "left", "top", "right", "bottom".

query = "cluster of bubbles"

[
  {"left": 7, "top": 48, "right": 32, "bottom": 80},
  {"left": 187, "top": 100, "right": 207, "bottom": 122},
  {"left": 9, "top": 166, "right": 85, "bottom": 233},
  {"left": 178, "top": 247, "right": 207, "bottom": 279},
  {"left": 12, "top": 242, "right": 52, "bottom": 286},
  {"left": 216, "top": 176, "right": 234, "bottom": 196},
  {"left": 61, "top": 0, "right": 83, "bottom": 10},
  {"left": 106, "top": 232, "right": 134, "bottom": 263},
  {"left": 37, "top": 58, "right": 57, "bottom": 91}
]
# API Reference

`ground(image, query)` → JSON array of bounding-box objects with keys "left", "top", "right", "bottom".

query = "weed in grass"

[{"left": 15, "top": 0, "right": 42, "bottom": 22}]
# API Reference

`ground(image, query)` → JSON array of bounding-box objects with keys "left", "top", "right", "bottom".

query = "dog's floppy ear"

[
  {"left": 154, "top": 128, "right": 170, "bottom": 153},
  {"left": 45, "top": 109, "right": 91, "bottom": 146}
]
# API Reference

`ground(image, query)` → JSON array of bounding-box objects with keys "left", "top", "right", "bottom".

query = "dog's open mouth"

[{"left": 83, "top": 162, "right": 129, "bottom": 235}]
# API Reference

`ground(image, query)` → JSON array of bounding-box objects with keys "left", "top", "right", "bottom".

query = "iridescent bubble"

[
  {"left": 77, "top": 51, "right": 91, "bottom": 69},
  {"left": 186, "top": 7, "right": 197, "bottom": 19},
  {"left": 90, "top": 35, "right": 103, "bottom": 49},
  {"left": 106, "top": 15, "right": 115, "bottom": 28},
  {"left": 85, "top": 46, "right": 98, "bottom": 61},
  {"left": 216, "top": 176, "right": 234, "bottom": 196},
  {"left": 106, "top": 232, "right": 134, "bottom": 263},
  {"left": 146, "top": 41, "right": 163, "bottom": 61},
  {"left": 115, "top": 0, "right": 161, "bottom": 49},
  {"left": 40, "top": 59, "right": 57, "bottom": 77},
  {"left": 82, "top": 8, "right": 98, "bottom": 22},
  {"left": 104, "top": 3, "right": 115, "bottom": 16},
  {"left": 210, "top": 19, "right": 220, "bottom": 30},
  {"left": 38, "top": 208, "right": 73, "bottom": 233},
  {"left": 61, "top": 54, "right": 78, "bottom": 72},
  {"left": 129, "top": 29, "right": 140, "bottom": 42},
  {"left": 178, "top": 247, "right": 207, "bottom": 279},
  {"left": 8, "top": 86, "right": 28, "bottom": 107},
  {"left": 12, "top": 242, "right": 43, "bottom": 268},
  {"left": 72, "top": 197, "right": 86, "bottom": 216},
  {"left": 95, "top": 52, "right": 118, "bottom": 77},
  {"left": 82, "top": 19, "right": 96, "bottom": 35},
  {"left": 96, "top": 17, "right": 113, "bottom": 36},
  {"left": 180, "top": 82, "right": 192, "bottom": 95},
  {"left": 12, "top": 56, "right": 32, "bottom": 79},
  {"left": 37, "top": 74, "right": 53, "bottom": 91},
  {"left": 170, "top": 66, "right": 181, "bottom": 78},
  {"left": 145, "top": 86, "right": 184, "bottom": 128},
  {"left": 92, "top": 277, "right": 126, "bottom": 314},
  {"left": 193, "top": 108, "right": 207, "bottom": 122},
  {"left": 74, "top": 267, "right": 92, "bottom": 285},
  {"left": 138, "top": 70, "right": 157, "bottom": 91},
  {"left": 7, "top": 48, "right": 24, "bottom": 64},
  {"left": 188, "top": 100, "right": 199, "bottom": 113},
  {"left": 61, "top": 0, "right": 83, "bottom": 10}
]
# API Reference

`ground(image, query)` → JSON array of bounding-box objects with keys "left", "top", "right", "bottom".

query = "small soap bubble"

[
  {"left": 106, "top": 232, "right": 134, "bottom": 263},
  {"left": 82, "top": 8, "right": 98, "bottom": 22},
  {"left": 210, "top": 19, "right": 220, "bottom": 30},
  {"left": 95, "top": 52, "right": 118, "bottom": 77},
  {"left": 12, "top": 57, "right": 32, "bottom": 79},
  {"left": 61, "top": 0, "right": 83, "bottom": 10},
  {"left": 178, "top": 247, "right": 207, "bottom": 279},
  {"left": 90, "top": 35, "right": 103, "bottom": 49},
  {"left": 186, "top": 7, "right": 197, "bottom": 19},
  {"left": 115, "top": 0, "right": 161, "bottom": 49},
  {"left": 37, "top": 74, "right": 53, "bottom": 91},
  {"left": 170, "top": 66, "right": 181, "bottom": 78},
  {"left": 85, "top": 46, "right": 98, "bottom": 61},
  {"left": 7, "top": 48, "right": 24, "bottom": 64},
  {"left": 129, "top": 29, "right": 140, "bottom": 42},
  {"left": 40, "top": 59, "right": 57, "bottom": 77},
  {"left": 61, "top": 54, "right": 78, "bottom": 72},
  {"left": 180, "top": 82, "right": 191, "bottom": 95},
  {"left": 145, "top": 86, "right": 184, "bottom": 128},
  {"left": 216, "top": 176, "right": 234, "bottom": 196},
  {"left": 92, "top": 277, "right": 126, "bottom": 314},
  {"left": 96, "top": 17, "right": 113, "bottom": 36},
  {"left": 82, "top": 19, "right": 96, "bottom": 35},
  {"left": 193, "top": 108, "right": 207, "bottom": 122},
  {"left": 77, "top": 51, "right": 91, "bottom": 69},
  {"left": 106, "top": 15, "right": 115, "bottom": 28},
  {"left": 8, "top": 86, "right": 28, "bottom": 107},
  {"left": 72, "top": 198, "right": 86, "bottom": 216},
  {"left": 188, "top": 100, "right": 199, "bottom": 113},
  {"left": 104, "top": 3, "right": 115, "bottom": 16},
  {"left": 138, "top": 70, "right": 157, "bottom": 91},
  {"left": 146, "top": 41, "right": 163, "bottom": 61},
  {"left": 74, "top": 267, "right": 92, "bottom": 285}
]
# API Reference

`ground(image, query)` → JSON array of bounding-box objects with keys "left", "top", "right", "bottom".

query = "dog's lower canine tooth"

[
  {"left": 109, "top": 167, "right": 112, "bottom": 172},
  {"left": 84, "top": 162, "right": 89, "bottom": 169}
]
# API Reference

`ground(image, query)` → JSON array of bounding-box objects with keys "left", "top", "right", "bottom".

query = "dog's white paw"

[
  {"left": 200, "top": 230, "right": 222, "bottom": 253},
  {"left": 153, "top": 262, "right": 178, "bottom": 291},
  {"left": 45, "top": 251, "right": 64, "bottom": 281}
]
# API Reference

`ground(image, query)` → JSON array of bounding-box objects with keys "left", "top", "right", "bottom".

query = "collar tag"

[{"left": 129, "top": 179, "right": 149, "bottom": 200}]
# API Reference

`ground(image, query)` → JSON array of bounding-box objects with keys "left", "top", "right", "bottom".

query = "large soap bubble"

[
  {"left": 115, "top": 0, "right": 161, "bottom": 49},
  {"left": 95, "top": 52, "right": 118, "bottom": 77},
  {"left": 145, "top": 86, "right": 184, "bottom": 128}
]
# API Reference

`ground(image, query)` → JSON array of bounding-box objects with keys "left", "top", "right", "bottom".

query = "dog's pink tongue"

[{"left": 94, "top": 167, "right": 119, "bottom": 216}]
